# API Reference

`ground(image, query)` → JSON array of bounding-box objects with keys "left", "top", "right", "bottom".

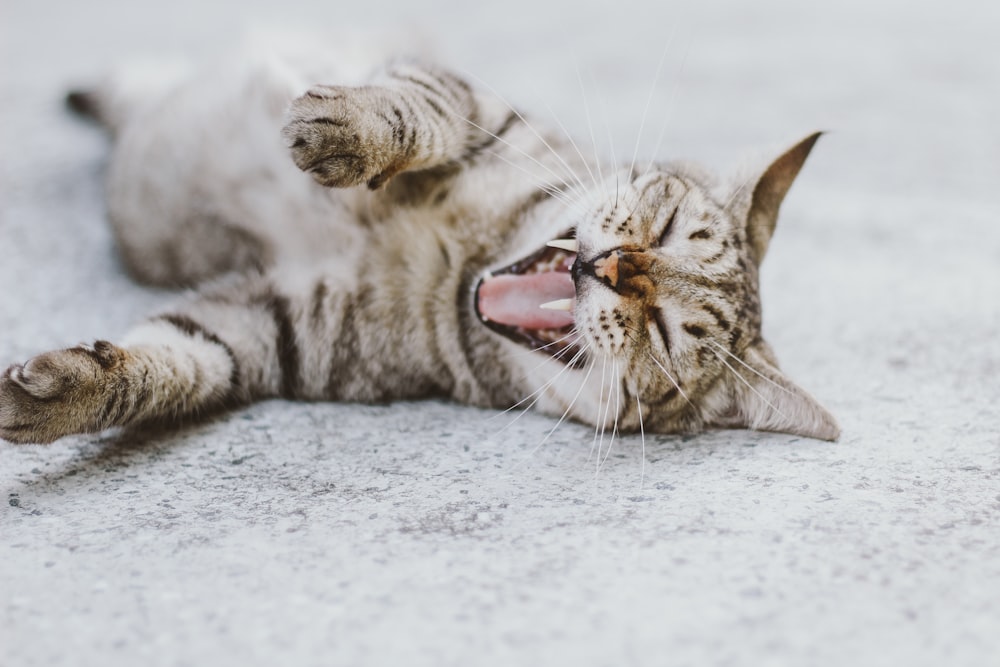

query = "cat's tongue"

[{"left": 478, "top": 272, "right": 575, "bottom": 329}]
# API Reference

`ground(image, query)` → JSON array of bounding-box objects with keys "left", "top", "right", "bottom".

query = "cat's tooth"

[
  {"left": 539, "top": 298, "right": 575, "bottom": 312},
  {"left": 546, "top": 238, "right": 579, "bottom": 253}
]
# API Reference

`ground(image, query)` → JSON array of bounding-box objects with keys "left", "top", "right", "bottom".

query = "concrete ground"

[{"left": 2, "top": 0, "right": 998, "bottom": 665}]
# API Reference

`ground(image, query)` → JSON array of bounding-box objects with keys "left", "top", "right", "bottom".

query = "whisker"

[
  {"left": 514, "top": 345, "right": 596, "bottom": 465},
  {"left": 594, "top": 356, "right": 617, "bottom": 475},
  {"left": 490, "top": 335, "right": 591, "bottom": 438},
  {"left": 708, "top": 340, "right": 796, "bottom": 396},
  {"left": 709, "top": 347, "right": 790, "bottom": 424},
  {"left": 617, "top": 324, "right": 692, "bottom": 406},
  {"left": 642, "top": 9, "right": 696, "bottom": 179},
  {"left": 490, "top": 348, "right": 579, "bottom": 425},
  {"left": 452, "top": 111, "right": 585, "bottom": 203},
  {"left": 544, "top": 102, "right": 600, "bottom": 189},
  {"left": 508, "top": 329, "right": 582, "bottom": 379},
  {"left": 599, "top": 358, "right": 623, "bottom": 471},
  {"left": 457, "top": 70, "right": 591, "bottom": 194},
  {"left": 647, "top": 352, "right": 691, "bottom": 404},
  {"left": 628, "top": 25, "right": 678, "bottom": 185},
  {"left": 486, "top": 150, "right": 589, "bottom": 213},
  {"left": 589, "top": 354, "right": 608, "bottom": 462},
  {"left": 574, "top": 61, "right": 606, "bottom": 190},
  {"left": 721, "top": 170, "right": 757, "bottom": 212}
]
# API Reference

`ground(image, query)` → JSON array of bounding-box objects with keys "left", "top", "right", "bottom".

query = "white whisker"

[
  {"left": 642, "top": 9, "right": 696, "bottom": 179},
  {"left": 589, "top": 354, "right": 608, "bottom": 462},
  {"left": 647, "top": 352, "right": 691, "bottom": 404},
  {"left": 709, "top": 347, "right": 789, "bottom": 424},
  {"left": 491, "top": 349, "right": 579, "bottom": 426},
  {"left": 708, "top": 340, "right": 796, "bottom": 396},
  {"left": 628, "top": 24, "right": 678, "bottom": 184},
  {"left": 544, "top": 102, "right": 599, "bottom": 189},
  {"left": 486, "top": 150, "right": 589, "bottom": 214},
  {"left": 514, "top": 345, "right": 595, "bottom": 466},
  {"left": 453, "top": 111, "right": 583, "bottom": 202},
  {"left": 599, "top": 358, "right": 623, "bottom": 471},
  {"left": 574, "top": 62, "right": 606, "bottom": 191},
  {"left": 457, "top": 70, "right": 591, "bottom": 194}
]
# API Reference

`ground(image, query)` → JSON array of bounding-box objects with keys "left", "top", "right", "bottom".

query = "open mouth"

[{"left": 474, "top": 233, "right": 583, "bottom": 364}]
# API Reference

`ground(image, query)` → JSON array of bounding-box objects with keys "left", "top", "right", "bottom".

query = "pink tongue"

[{"left": 478, "top": 272, "right": 575, "bottom": 329}]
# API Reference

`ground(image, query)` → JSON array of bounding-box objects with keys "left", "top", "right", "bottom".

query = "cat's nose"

[
  {"left": 573, "top": 248, "right": 655, "bottom": 297},
  {"left": 573, "top": 248, "right": 622, "bottom": 291}
]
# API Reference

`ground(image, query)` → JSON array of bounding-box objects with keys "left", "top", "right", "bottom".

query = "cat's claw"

[
  {"left": 0, "top": 343, "right": 122, "bottom": 444},
  {"left": 282, "top": 86, "right": 398, "bottom": 189}
]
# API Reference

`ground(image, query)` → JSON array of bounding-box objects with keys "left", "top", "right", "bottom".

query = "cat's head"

[{"left": 475, "top": 133, "right": 839, "bottom": 441}]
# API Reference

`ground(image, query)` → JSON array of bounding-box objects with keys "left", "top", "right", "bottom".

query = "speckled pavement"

[{"left": 2, "top": 1, "right": 999, "bottom": 665}]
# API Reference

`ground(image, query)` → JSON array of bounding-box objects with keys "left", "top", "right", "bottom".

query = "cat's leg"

[
  {"left": 0, "top": 277, "right": 302, "bottom": 444},
  {"left": 283, "top": 59, "right": 508, "bottom": 189}
]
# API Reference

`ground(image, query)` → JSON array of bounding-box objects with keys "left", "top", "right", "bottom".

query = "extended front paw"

[
  {"left": 282, "top": 85, "right": 404, "bottom": 189},
  {"left": 0, "top": 342, "right": 124, "bottom": 444}
]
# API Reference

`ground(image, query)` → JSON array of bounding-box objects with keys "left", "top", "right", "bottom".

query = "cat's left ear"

[
  {"left": 710, "top": 341, "right": 840, "bottom": 441},
  {"left": 733, "top": 132, "right": 822, "bottom": 263}
]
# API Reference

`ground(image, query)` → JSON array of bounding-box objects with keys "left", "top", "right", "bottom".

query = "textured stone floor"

[{"left": 2, "top": 1, "right": 999, "bottom": 665}]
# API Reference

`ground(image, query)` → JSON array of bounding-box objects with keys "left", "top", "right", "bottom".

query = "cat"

[{"left": 0, "top": 44, "right": 839, "bottom": 445}]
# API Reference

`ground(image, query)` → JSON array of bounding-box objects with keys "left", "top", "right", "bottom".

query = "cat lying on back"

[{"left": 0, "top": 44, "right": 839, "bottom": 445}]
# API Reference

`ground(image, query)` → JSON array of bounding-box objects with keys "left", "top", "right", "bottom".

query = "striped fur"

[{"left": 0, "top": 45, "right": 838, "bottom": 444}]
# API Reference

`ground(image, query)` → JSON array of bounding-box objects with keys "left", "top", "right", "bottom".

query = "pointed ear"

[
  {"left": 711, "top": 343, "right": 840, "bottom": 441},
  {"left": 742, "top": 132, "right": 822, "bottom": 263}
]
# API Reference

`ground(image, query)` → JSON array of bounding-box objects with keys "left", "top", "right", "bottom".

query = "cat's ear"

[
  {"left": 710, "top": 341, "right": 839, "bottom": 441},
  {"left": 735, "top": 132, "right": 822, "bottom": 263}
]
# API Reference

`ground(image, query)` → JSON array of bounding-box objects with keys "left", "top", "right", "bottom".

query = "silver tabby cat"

[{"left": 0, "top": 44, "right": 839, "bottom": 444}]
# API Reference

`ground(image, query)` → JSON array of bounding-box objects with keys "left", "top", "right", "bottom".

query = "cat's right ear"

[{"left": 733, "top": 132, "right": 822, "bottom": 264}]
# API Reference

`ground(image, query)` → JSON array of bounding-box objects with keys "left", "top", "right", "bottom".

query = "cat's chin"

[{"left": 474, "top": 233, "right": 585, "bottom": 365}]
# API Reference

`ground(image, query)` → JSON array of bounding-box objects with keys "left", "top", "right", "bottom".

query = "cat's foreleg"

[
  {"left": 282, "top": 59, "right": 505, "bottom": 189},
  {"left": 0, "top": 280, "right": 307, "bottom": 444}
]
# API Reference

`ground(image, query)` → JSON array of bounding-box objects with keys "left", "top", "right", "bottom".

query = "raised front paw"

[
  {"left": 0, "top": 342, "right": 124, "bottom": 444},
  {"left": 282, "top": 85, "right": 404, "bottom": 189}
]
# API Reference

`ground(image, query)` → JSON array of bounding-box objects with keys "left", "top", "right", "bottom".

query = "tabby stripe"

[
  {"left": 325, "top": 287, "right": 368, "bottom": 399},
  {"left": 426, "top": 70, "right": 471, "bottom": 105},
  {"left": 388, "top": 105, "right": 407, "bottom": 148},
  {"left": 306, "top": 117, "right": 347, "bottom": 127},
  {"left": 649, "top": 386, "right": 680, "bottom": 407},
  {"left": 682, "top": 323, "right": 708, "bottom": 339},
  {"left": 423, "top": 95, "right": 448, "bottom": 120},
  {"left": 701, "top": 248, "right": 727, "bottom": 265},
  {"left": 651, "top": 308, "right": 672, "bottom": 356},
  {"left": 398, "top": 74, "right": 449, "bottom": 102},
  {"left": 154, "top": 314, "right": 241, "bottom": 393},
  {"left": 462, "top": 110, "right": 520, "bottom": 160},
  {"left": 396, "top": 96, "right": 420, "bottom": 154},
  {"left": 259, "top": 292, "right": 301, "bottom": 398},
  {"left": 701, "top": 304, "right": 731, "bottom": 331},
  {"left": 310, "top": 281, "right": 328, "bottom": 330}
]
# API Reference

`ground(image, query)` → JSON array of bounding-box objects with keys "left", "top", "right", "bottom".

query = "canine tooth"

[
  {"left": 546, "top": 238, "right": 579, "bottom": 253},
  {"left": 539, "top": 298, "right": 574, "bottom": 311}
]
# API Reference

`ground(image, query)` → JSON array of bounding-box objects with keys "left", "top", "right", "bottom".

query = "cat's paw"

[
  {"left": 282, "top": 86, "right": 402, "bottom": 189},
  {"left": 0, "top": 342, "right": 123, "bottom": 444}
]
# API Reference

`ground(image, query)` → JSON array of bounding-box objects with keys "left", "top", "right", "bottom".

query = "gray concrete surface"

[{"left": 2, "top": 0, "right": 999, "bottom": 665}]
